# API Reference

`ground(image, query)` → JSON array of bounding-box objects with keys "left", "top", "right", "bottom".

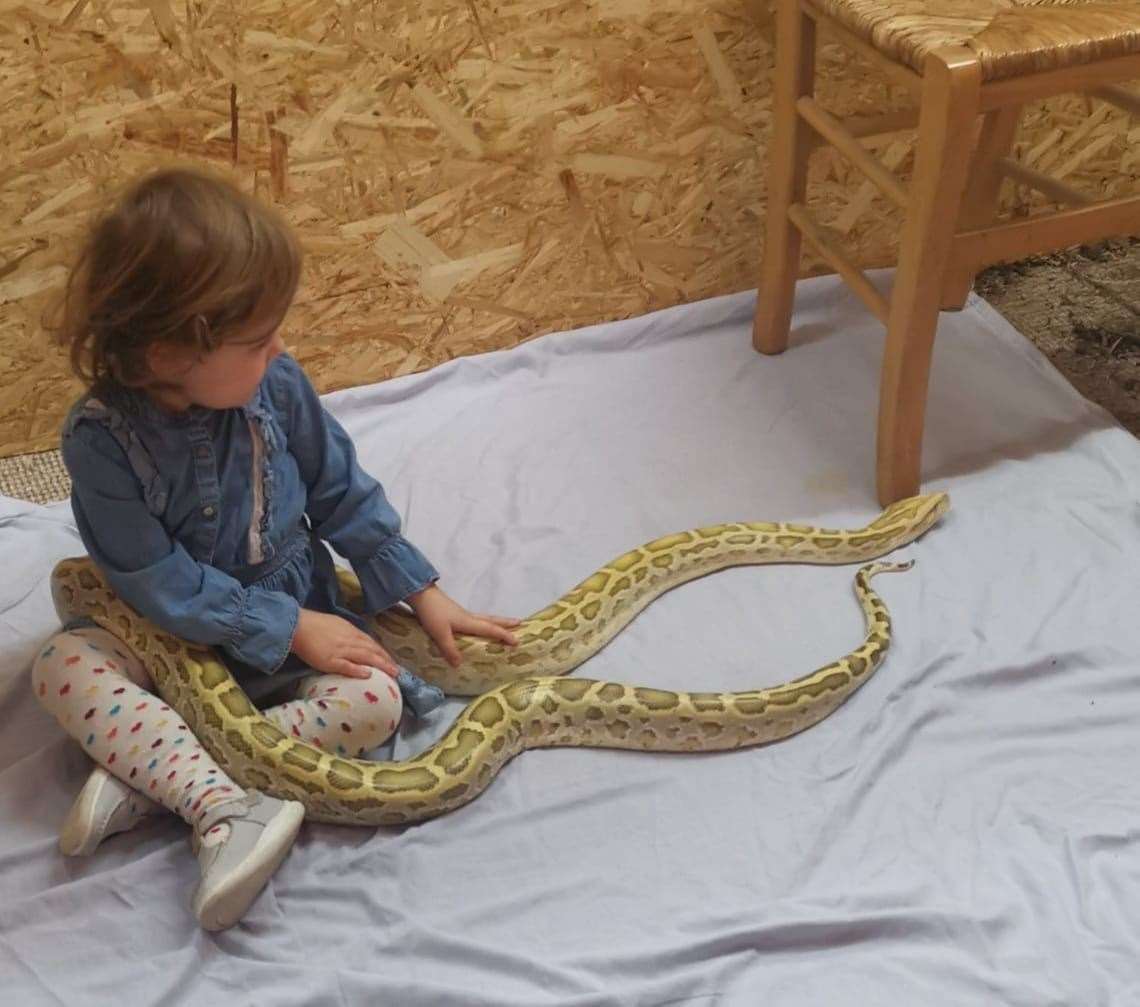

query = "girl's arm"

[
  {"left": 267, "top": 354, "right": 440, "bottom": 613},
  {"left": 267, "top": 354, "right": 520, "bottom": 668}
]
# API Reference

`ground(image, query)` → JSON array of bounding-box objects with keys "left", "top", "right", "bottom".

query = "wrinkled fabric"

[
  {"left": 1, "top": 277, "right": 1138, "bottom": 1005},
  {"left": 59, "top": 353, "right": 440, "bottom": 701}
]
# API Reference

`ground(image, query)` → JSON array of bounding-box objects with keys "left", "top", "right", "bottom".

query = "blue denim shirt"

[{"left": 60, "top": 353, "right": 441, "bottom": 706}]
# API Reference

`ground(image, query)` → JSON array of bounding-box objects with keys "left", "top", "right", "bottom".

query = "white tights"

[{"left": 32, "top": 626, "right": 403, "bottom": 832}]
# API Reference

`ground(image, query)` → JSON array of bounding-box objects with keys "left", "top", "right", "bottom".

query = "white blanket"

[{"left": 1, "top": 276, "right": 1138, "bottom": 1005}]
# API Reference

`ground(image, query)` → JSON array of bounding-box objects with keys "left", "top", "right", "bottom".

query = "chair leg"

[
  {"left": 876, "top": 48, "right": 982, "bottom": 506},
  {"left": 752, "top": 0, "right": 816, "bottom": 355},
  {"left": 940, "top": 105, "right": 1022, "bottom": 309}
]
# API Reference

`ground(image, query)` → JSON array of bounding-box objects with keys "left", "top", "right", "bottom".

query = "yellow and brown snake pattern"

[{"left": 49, "top": 492, "right": 949, "bottom": 826}]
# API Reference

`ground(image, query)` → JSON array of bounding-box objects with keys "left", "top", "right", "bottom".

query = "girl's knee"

[
  {"left": 31, "top": 628, "right": 149, "bottom": 708},
  {"left": 31, "top": 630, "right": 86, "bottom": 695},
  {"left": 339, "top": 675, "right": 404, "bottom": 753},
  {"left": 299, "top": 673, "right": 404, "bottom": 754},
  {"left": 30, "top": 629, "right": 98, "bottom": 684}
]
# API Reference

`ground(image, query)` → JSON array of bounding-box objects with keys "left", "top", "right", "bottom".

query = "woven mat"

[{"left": 0, "top": 450, "right": 70, "bottom": 505}]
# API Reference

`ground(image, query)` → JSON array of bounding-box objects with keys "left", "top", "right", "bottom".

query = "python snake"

[{"left": 49, "top": 492, "right": 948, "bottom": 826}]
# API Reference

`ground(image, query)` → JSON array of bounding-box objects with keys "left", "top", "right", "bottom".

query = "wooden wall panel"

[{"left": 0, "top": 1, "right": 1135, "bottom": 455}]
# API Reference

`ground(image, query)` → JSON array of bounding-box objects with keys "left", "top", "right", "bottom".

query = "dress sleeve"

[{"left": 267, "top": 354, "right": 440, "bottom": 612}]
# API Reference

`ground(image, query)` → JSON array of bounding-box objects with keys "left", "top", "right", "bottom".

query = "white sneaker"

[
  {"left": 59, "top": 765, "right": 162, "bottom": 857},
  {"left": 190, "top": 791, "right": 305, "bottom": 931}
]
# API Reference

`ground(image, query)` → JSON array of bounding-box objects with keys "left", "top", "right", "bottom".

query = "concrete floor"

[{"left": 977, "top": 238, "right": 1140, "bottom": 438}]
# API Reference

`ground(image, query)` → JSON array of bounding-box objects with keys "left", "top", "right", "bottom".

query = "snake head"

[
  {"left": 907, "top": 490, "right": 950, "bottom": 527},
  {"left": 917, "top": 491, "right": 951, "bottom": 529},
  {"left": 872, "top": 491, "right": 950, "bottom": 535}
]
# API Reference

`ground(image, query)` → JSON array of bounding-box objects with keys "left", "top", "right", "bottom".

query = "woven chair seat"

[{"left": 818, "top": 0, "right": 1140, "bottom": 80}]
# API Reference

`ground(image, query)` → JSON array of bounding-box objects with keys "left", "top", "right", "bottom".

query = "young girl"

[{"left": 32, "top": 167, "right": 521, "bottom": 932}]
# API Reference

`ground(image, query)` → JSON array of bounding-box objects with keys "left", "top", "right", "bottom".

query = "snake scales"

[{"left": 49, "top": 492, "right": 949, "bottom": 826}]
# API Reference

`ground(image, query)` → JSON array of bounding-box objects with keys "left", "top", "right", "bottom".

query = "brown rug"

[{"left": 0, "top": 450, "right": 70, "bottom": 505}]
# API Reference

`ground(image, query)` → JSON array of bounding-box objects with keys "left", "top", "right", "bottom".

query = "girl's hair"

[{"left": 51, "top": 167, "right": 302, "bottom": 388}]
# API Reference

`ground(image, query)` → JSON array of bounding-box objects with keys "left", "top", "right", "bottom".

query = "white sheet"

[{"left": 1, "top": 275, "right": 1138, "bottom": 1005}]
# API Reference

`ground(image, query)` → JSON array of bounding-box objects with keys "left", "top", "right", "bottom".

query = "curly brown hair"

[{"left": 50, "top": 167, "right": 302, "bottom": 388}]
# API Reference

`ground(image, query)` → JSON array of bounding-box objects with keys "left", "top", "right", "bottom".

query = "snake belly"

[{"left": 49, "top": 491, "right": 948, "bottom": 825}]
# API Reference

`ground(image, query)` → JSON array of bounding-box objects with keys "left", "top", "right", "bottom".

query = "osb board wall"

[{"left": 1, "top": 2, "right": 1138, "bottom": 457}]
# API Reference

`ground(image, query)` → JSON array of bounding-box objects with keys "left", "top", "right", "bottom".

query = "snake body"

[{"left": 49, "top": 492, "right": 948, "bottom": 825}]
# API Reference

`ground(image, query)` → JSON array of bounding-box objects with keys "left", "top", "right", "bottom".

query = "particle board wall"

[{"left": 1, "top": 1, "right": 1137, "bottom": 456}]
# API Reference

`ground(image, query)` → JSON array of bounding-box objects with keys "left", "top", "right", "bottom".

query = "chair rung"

[
  {"left": 788, "top": 203, "right": 890, "bottom": 323},
  {"left": 999, "top": 158, "right": 1092, "bottom": 207},
  {"left": 954, "top": 194, "right": 1140, "bottom": 272},
  {"left": 843, "top": 108, "right": 920, "bottom": 140},
  {"left": 796, "top": 97, "right": 910, "bottom": 209}
]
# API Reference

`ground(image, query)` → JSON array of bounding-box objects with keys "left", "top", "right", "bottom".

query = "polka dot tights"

[{"left": 32, "top": 627, "right": 405, "bottom": 832}]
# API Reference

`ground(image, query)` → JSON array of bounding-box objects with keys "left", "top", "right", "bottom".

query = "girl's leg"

[
  {"left": 34, "top": 624, "right": 307, "bottom": 931},
  {"left": 262, "top": 671, "right": 404, "bottom": 756},
  {"left": 32, "top": 626, "right": 245, "bottom": 833}
]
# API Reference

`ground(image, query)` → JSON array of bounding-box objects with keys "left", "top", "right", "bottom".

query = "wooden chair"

[{"left": 754, "top": 0, "right": 1140, "bottom": 505}]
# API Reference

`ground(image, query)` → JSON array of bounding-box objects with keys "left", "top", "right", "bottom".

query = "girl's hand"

[
  {"left": 291, "top": 609, "right": 400, "bottom": 680},
  {"left": 406, "top": 584, "right": 522, "bottom": 668}
]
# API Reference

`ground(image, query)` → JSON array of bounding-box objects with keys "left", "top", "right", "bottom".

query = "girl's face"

[{"left": 145, "top": 316, "right": 286, "bottom": 413}]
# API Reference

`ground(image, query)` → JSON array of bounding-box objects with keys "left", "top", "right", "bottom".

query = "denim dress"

[{"left": 60, "top": 353, "right": 444, "bottom": 712}]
